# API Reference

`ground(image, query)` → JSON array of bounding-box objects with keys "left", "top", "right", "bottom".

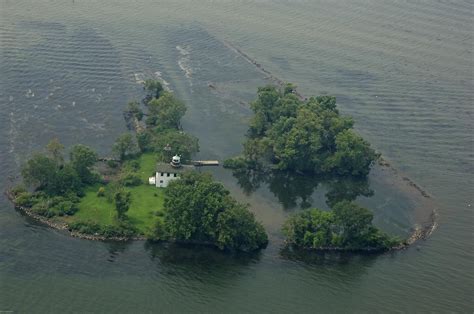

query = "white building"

[{"left": 149, "top": 155, "right": 195, "bottom": 188}]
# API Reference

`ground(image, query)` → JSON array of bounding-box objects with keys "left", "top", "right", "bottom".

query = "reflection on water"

[
  {"left": 144, "top": 241, "right": 261, "bottom": 269},
  {"left": 229, "top": 166, "right": 373, "bottom": 211}
]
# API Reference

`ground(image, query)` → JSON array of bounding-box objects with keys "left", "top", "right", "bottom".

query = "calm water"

[{"left": 0, "top": 1, "right": 473, "bottom": 312}]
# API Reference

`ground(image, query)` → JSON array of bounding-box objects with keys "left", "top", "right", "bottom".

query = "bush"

[
  {"left": 52, "top": 200, "right": 78, "bottom": 216},
  {"left": 69, "top": 221, "right": 102, "bottom": 234},
  {"left": 10, "top": 185, "right": 27, "bottom": 197},
  {"left": 124, "top": 160, "right": 140, "bottom": 171},
  {"left": 223, "top": 157, "right": 248, "bottom": 169},
  {"left": 97, "top": 187, "right": 105, "bottom": 197},
  {"left": 107, "top": 160, "right": 119, "bottom": 168},
  {"left": 68, "top": 220, "right": 137, "bottom": 238},
  {"left": 31, "top": 200, "right": 50, "bottom": 217},
  {"left": 14, "top": 192, "right": 37, "bottom": 207},
  {"left": 119, "top": 172, "right": 142, "bottom": 186}
]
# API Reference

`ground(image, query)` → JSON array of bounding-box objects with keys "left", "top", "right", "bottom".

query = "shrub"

[
  {"left": 119, "top": 172, "right": 142, "bottom": 186},
  {"left": 124, "top": 160, "right": 140, "bottom": 171},
  {"left": 31, "top": 200, "right": 51, "bottom": 217},
  {"left": 69, "top": 221, "right": 102, "bottom": 234},
  {"left": 10, "top": 185, "right": 27, "bottom": 197},
  {"left": 14, "top": 192, "right": 36, "bottom": 207},
  {"left": 53, "top": 200, "right": 78, "bottom": 216},
  {"left": 68, "top": 221, "right": 137, "bottom": 238},
  {"left": 107, "top": 160, "right": 119, "bottom": 168},
  {"left": 97, "top": 187, "right": 105, "bottom": 197}
]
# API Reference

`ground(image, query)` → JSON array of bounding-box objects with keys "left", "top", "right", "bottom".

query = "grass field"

[{"left": 67, "top": 153, "right": 165, "bottom": 235}]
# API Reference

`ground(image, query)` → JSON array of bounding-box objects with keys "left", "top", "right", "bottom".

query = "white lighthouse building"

[{"left": 148, "top": 155, "right": 195, "bottom": 188}]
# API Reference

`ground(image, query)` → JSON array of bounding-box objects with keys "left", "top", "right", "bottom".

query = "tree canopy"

[
  {"left": 70, "top": 144, "right": 98, "bottom": 184},
  {"left": 146, "top": 92, "right": 186, "bottom": 129},
  {"left": 21, "top": 140, "right": 96, "bottom": 196},
  {"left": 161, "top": 172, "right": 268, "bottom": 251},
  {"left": 227, "top": 84, "right": 379, "bottom": 177},
  {"left": 283, "top": 201, "right": 399, "bottom": 251},
  {"left": 113, "top": 133, "right": 138, "bottom": 160}
]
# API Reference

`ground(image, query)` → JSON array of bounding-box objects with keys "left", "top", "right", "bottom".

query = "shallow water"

[{"left": 0, "top": 1, "right": 472, "bottom": 312}]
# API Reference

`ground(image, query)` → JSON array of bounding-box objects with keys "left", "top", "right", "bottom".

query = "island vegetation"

[
  {"left": 225, "top": 83, "right": 400, "bottom": 252},
  {"left": 224, "top": 84, "right": 379, "bottom": 176},
  {"left": 8, "top": 80, "right": 268, "bottom": 252},
  {"left": 283, "top": 201, "right": 399, "bottom": 251}
]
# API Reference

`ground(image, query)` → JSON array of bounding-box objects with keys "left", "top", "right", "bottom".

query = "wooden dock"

[{"left": 192, "top": 160, "right": 219, "bottom": 167}]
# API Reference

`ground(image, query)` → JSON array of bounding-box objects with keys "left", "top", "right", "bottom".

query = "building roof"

[{"left": 156, "top": 162, "right": 195, "bottom": 174}]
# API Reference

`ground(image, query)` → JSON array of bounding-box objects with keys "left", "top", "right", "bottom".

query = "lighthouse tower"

[{"left": 171, "top": 155, "right": 181, "bottom": 168}]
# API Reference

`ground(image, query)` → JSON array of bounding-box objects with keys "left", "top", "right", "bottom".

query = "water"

[{"left": 0, "top": 1, "right": 472, "bottom": 312}]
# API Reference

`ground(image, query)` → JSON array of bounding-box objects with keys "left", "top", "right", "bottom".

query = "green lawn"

[{"left": 68, "top": 153, "right": 165, "bottom": 235}]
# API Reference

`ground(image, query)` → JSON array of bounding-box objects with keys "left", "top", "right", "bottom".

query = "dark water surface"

[{"left": 0, "top": 1, "right": 472, "bottom": 312}]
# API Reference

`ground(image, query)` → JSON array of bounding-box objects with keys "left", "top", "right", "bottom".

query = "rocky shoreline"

[{"left": 7, "top": 185, "right": 434, "bottom": 252}]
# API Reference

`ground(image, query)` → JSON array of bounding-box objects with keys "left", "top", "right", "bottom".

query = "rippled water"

[{"left": 0, "top": 1, "right": 472, "bottom": 312}]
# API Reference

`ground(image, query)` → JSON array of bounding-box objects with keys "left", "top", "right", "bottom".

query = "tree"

[
  {"left": 46, "top": 138, "right": 64, "bottom": 164},
  {"left": 144, "top": 79, "right": 164, "bottom": 101},
  {"left": 162, "top": 172, "right": 268, "bottom": 251},
  {"left": 114, "top": 190, "right": 131, "bottom": 219},
  {"left": 150, "top": 130, "right": 198, "bottom": 162},
  {"left": 146, "top": 92, "right": 186, "bottom": 129},
  {"left": 325, "top": 130, "right": 379, "bottom": 177},
  {"left": 126, "top": 101, "right": 144, "bottom": 121},
  {"left": 283, "top": 208, "right": 334, "bottom": 249},
  {"left": 283, "top": 201, "right": 399, "bottom": 251},
  {"left": 70, "top": 144, "right": 98, "bottom": 184},
  {"left": 216, "top": 204, "right": 268, "bottom": 251},
  {"left": 21, "top": 153, "right": 59, "bottom": 193},
  {"left": 228, "top": 83, "right": 377, "bottom": 177},
  {"left": 112, "top": 133, "right": 137, "bottom": 161}
]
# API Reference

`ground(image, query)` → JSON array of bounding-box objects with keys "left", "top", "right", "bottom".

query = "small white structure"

[
  {"left": 148, "top": 176, "right": 156, "bottom": 185},
  {"left": 149, "top": 155, "right": 195, "bottom": 188}
]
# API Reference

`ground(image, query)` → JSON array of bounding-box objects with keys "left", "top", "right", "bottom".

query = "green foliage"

[
  {"left": 113, "top": 133, "right": 138, "bottom": 161},
  {"left": 136, "top": 132, "right": 152, "bottom": 152},
  {"left": 46, "top": 138, "right": 65, "bottom": 164},
  {"left": 144, "top": 79, "right": 164, "bottom": 101},
  {"left": 162, "top": 172, "right": 268, "bottom": 251},
  {"left": 216, "top": 204, "right": 268, "bottom": 251},
  {"left": 149, "top": 129, "right": 199, "bottom": 163},
  {"left": 146, "top": 92, "right": 186, "bottom": 129},
  {"left": 324, "top": 130, "right": 380, "bottom": 177},
  {"left": 119, "top": 172, "right": 142, "bottom": 186},
  {"left": 283, "top": 201, "right": 399, "bottom": 251},
  {"left": 126, "top": 101, "right": 144, "bottom": 121},
  {"left": 106, "top": 159, "right": 119, "bottom": 168},
  {"left": 68, "top": 220, "right": 137, "bottom": 238},
  {"left": 14, "top": 192, "right": 36, "bottom": 207},
  {"left": 70, "top": 144, "right": 98, "bottom": 184},
  {"left": 231, "top": 84, "right": 378, "bottom": 177},
  {"left": 283, "top": 208, "right": 334, "bottom": 248},
  {"left": 97, "top": 187, "right": 105, "bottom": 197},
  {"left": 10, "top": 185, "right": 27, "bottom": 197},
  {"left": 114, "top": 189, "right": 131, "bottom": 219},
  {"left": 21, "top": 153, "right": 59, "bottom": 191}
]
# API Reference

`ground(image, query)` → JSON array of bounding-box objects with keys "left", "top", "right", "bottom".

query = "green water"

[{"left": 0, "top": 1, "right": 472, "bottom": 312}]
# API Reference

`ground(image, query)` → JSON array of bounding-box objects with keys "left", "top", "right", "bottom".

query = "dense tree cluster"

[
  {"left": 15, "top": 140, "right": 98, "bottom": 218},
  {"left": 21, "top": 140, "right": 97, "bottom": 196},
  {"left": 283, "top": 201, "right": 399, "bottom": 251},
  {"left": 228, "top": 84, "right": 379, "bottom": 177},
  {"left": 157, "top": 172, "right": 268, "bottom": 252},
  {"left": 123, "top": 79, "right": 198, "bottom": 162}
]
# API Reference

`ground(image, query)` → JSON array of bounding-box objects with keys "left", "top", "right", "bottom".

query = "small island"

[
  {"left": 8, "top": 80, "right": 268, "bottom": 252},
  {"left": 225, "top": 84, "right": 401, "bottom": 252}
]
